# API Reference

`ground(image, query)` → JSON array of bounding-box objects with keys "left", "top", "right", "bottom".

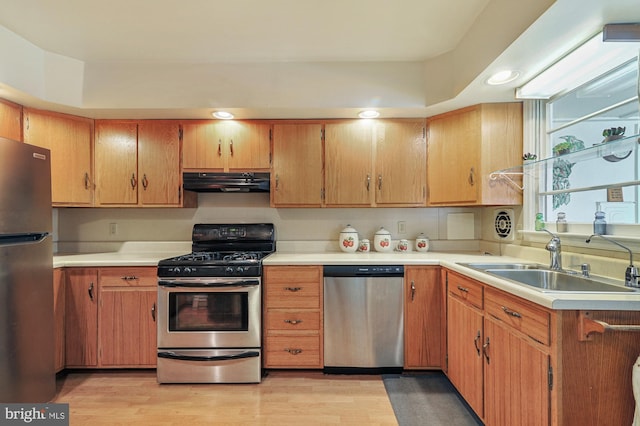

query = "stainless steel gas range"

[{"left": 156, "top": 223, "right": 275, "bottom": 384}]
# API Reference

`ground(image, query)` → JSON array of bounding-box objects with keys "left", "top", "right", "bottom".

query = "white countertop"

[
  {"left": 53, "top": 246, "right": 640, "bottom": 311},
  {"left": 264, "top": 251, "right": 640, "bottom": 311}
]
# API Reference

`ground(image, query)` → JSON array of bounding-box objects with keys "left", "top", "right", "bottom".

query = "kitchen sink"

[
  {"left": 484, "top": 269, "right": 636, "bottom": 293},
  {"left": 459, "top": 262, "right": 544, "bottom": 270}
]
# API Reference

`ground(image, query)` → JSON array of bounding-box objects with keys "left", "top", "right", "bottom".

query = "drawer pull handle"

[
  {"left": 284, "top": 287, "right": 302, "bottom": 292},
  {"left": 284, "top": 348, "right": 303, "bottom": 355},
  {"left": 411, "top": 280, "right": 416, "bottom": 301},
  {"left": 121, "top": 276, "right": 139, "bottom": 281},
  {"left": 501, "top": 306, "right": 522, "bottom": 318},
  {"left": 457, "top": 285, "right": 469, "bottom": 293},
  {"left": 284, "top": 319, "right": 303, "bottom": 325}
]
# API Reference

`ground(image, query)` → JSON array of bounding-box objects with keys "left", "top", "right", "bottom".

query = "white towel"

[{"left": 634, "top": 354, "right": 640, "bottom": 426}]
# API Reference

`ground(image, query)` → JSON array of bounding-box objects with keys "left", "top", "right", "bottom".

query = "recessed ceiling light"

[
  {"left": 358, "top": 110, "right": 380, "bottom": 119},
  {"left": 212, "top": 111, "right": 234, "bottom": 119},
  {"left": 486, "top": 70, "right": 520, "bottom": 85}
]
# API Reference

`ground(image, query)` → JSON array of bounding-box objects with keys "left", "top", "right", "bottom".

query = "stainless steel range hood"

[{"left": 183, "top": 172, "right": 270, "bottom": 192}]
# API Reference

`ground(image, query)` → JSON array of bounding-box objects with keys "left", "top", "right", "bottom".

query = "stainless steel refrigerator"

[{"left": 0, "top": 136, "right": 55, "bottom": 402}]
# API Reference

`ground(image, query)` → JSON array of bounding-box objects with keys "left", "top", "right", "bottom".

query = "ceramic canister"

[
  {"left": 415, "top": 234, "right": 430, "bottom": 252},
  {"left": 396, "top": 239, "right": 409, "bottom": 252},
  {"left": 339, "top": 224, "right": 359, "bottom": 253},
  {"left": 373, "top": 227, "right": 392, "bottom": 252},
  {"left": 358, "top": 239, "right": 370, "bottom": 252}
]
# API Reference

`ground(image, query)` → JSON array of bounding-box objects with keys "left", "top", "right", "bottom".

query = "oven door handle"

[
  {"left": 157, "top": 350, "right": 260, "bottom": 362},
  {"left": 158, "top": 279, "right": 260, "bottom": 288}
]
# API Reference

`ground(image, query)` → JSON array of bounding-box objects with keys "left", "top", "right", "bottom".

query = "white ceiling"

[{"left": 0, "top": 0, "right": 638, "bottom": 119}]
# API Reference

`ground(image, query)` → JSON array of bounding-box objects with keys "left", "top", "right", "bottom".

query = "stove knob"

[
  {"left": 225, "top": 266, "right": 234, "bottom": 275},
  {"left": 236, "top": 266, "right": 245, "bottom": 273},
  {"left": 173, "top": 267, "right": 181, "bottom": 274},
  {"left": 184, "top": 267, "right": 192, "bottom": 274}
]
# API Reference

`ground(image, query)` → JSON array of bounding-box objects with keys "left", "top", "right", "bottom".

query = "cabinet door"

[
  {"left": 65, "top": 268, "right": 98, "bottom": 367},
  {"left": 375, "top": 119, "right": 426, "bottom": 206},
  {"left": 484, "top": 317, "right": 550, "bottom": 426},
  {"left": 226, "top": 121, "right": 271, "bottom": 171},
  {"left": 99, "top": 287, "right": 157, "bottom": 367},
  {"left": 271, "top": 123, "right": 323, "bottom": 207},
  {"left": 24, "top": 109, "right": 93, "bottom": 206},
  {"left": 324, "top": 121, "right": 374, "bottom": 206},
  {"left": 427, "top": 107, "right": 480, "bottom": 204},
  {"left": 182, "top": 121, "right": 226, "bottom": 170},
  {"left": 0, "top": 98, "right": 22, "bottom": 141},
  {"left": 53, "top": 268, "right": 65, "bottom": 372},
  {"left": 137, "top": 121, "right": 181, "bottom": 206},
  {"left": 447, "top": 294, "right": 484, "bottom": 418},
  {"left": 95, "top": 121, "right": 139, "bottom": 205},
  {"left": 404, "top": 266, "right": 442, "bottom": 369}
]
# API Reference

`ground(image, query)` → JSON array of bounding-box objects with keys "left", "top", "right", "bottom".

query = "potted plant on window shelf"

[
  {"left": 601, "top": 126, "right": 631, "bottom": 162},
  {"left": 602, "top": 126, "right": 625, "bottom": 142},
  {"left": 552, "top": 135, "right": 584, "bottom": 156}
]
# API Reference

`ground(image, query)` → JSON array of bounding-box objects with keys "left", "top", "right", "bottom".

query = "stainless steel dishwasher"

[{"left": 323, "top": 265, "right": 404, "bottom": 374}]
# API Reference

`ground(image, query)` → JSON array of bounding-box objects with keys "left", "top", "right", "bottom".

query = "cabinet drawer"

[
  {"left": 266, "top": 310, "right": 320, "bottom": 331},
  {"left": 264, "top": 335, "right": 321, "bottom": 367},
  {"left": 99, "top": 267, "right": 157, "bottom": 287},
  {"left": 264, "top": 266, "right": 321, "bottom": 309},
  {"left": 448, "top": 272, "right": 483, "bottom": 309},
  {"left": 485, "top": 288, "right": 550, "bottom": 345}
]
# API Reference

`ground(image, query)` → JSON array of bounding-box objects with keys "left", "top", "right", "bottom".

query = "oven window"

[{"left": 168, "top": 292, "right": 249, "bottom": 332}]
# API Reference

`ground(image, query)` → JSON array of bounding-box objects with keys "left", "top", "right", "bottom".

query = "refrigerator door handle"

[{"left": 0, "top": 232, "right": 50, "bottom": 246}]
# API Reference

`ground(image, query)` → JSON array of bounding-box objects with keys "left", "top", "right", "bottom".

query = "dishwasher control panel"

[{"left": 323, "top": 265, "right": 404, "bottom": 277}]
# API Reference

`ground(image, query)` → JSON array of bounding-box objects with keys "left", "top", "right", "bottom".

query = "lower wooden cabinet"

[
  {"left": 63, "top": 266, "right": 157, "bottom": 369},
  {"left": 98, "top": 267, "right": 157, "bottom": 367},
  {"left": 53, "top": 268, "right": 66, "bottom": 372},
  {"left": 263, "top": 265, "right": 323, "bottom": 368},
  {"left": 446, "top": 275, "right": 484, "bottom": 418},
  {"left": 404, "top": 266, "right": 444, "bottom": 369},
  {"left": 65, "top": 268, "right": 99, "bottom": 368}
]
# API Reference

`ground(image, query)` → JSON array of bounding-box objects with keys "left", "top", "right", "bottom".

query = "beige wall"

[{"left": 56, "top": 193, "right": 498, "bottom": 253}]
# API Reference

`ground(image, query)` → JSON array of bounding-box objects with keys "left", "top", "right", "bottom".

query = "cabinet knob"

[
  {"left": 88, "top": 282, "right": 94, "bottom": 301},
  {"left": 283, "top": 287, "right": 302, "bottom": 292},
  {"left": 130, "top": 173, "right": 137, "bottom": 189},
  {"left": 284, "top": 348, "right": 303, "bottom": 355},
  {"left": 229, "top": 139, "right": 234, "bottom": 156},
  {"left": 410, "top": 280, "right": 416, "bottom": 301},
  {"left": 142, "top": 174, "right": 149, "bottom": 190},
  {"left": 284, "top": 319, "right": 303, "bottom": 325}
]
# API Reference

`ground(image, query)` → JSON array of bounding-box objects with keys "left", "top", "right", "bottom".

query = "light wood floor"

[{"left": 53, "top": 370, "right": 399, "bottom": 425}]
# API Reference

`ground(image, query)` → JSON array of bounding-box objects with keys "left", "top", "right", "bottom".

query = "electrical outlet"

[
  {"left": 397, "top": 221, "right": 406, "bottom": 234},
  {"left": 109, "top": 223, "right": 118, "bottom": 235}
]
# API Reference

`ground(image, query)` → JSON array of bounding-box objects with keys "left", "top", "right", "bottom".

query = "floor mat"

[{"left": 382, "top": 372, "right": 483, "bottom": 426}]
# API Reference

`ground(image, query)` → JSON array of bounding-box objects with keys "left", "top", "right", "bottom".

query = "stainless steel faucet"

[
  {"left": 586, "top": 234, "right": 640, "bottom": 288},
  {"left": 541, "top": 229, "right": 562, "bottom": 270}
]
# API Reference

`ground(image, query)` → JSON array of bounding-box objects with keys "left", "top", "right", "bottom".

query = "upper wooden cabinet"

[
  {"left": 427, "top": 103, "right": 522, "bottom": 206},
  {"left": 23, "top": 109, "right": 94, "bottom": 206},
  {"left": 271, "top": 122, "right": 324, "bottom": 207},
  {"left": 373, "top": 119, "right": 427, "bottom": 206},
  {"left": 0, "top": 98, "right": 22, "bottom": 141},
  {"left": 182, "top": 120, "right": 271, "bottom": 171},
  {"left": 323, "top": 118, "right": 427, "bottom": 208},
  {"left": 95, "top": 120, "right": 190, "bottom": 207}
]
